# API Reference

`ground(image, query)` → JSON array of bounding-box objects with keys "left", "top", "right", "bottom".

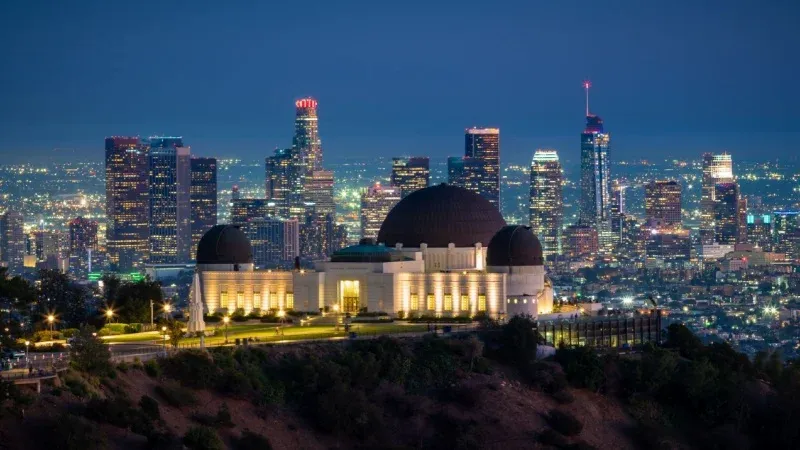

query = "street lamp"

[
  {"left": 24, "top": 340, "right": 29, "bottom": 363},
  {"left": 161, "top": 326, "right": 167, "bottom": 352},
  {"left": 47, "top": 314, "right": 55, "bottom": 340},
  {"left": 105, "top": 309, "right": 114, "bottom": 323},
  {"left": 223, "top": 316, "right": 230, "bottom": 343},
  {"left": 163, "top": 303, "right": 172, "bottom": 320}
]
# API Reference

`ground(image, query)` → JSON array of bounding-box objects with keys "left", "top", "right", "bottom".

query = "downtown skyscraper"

[
  {"left": 463, "top": 128, "right": 500, "bottom": 209},
  {"left": 391, "top": 157, "right": 430, "bottom": 198},
  {"left": 701, "top": 153, "right": 736, "bottom": 244},
  {"left": 578, "top": 82, "right": 612, "bottom": 249},
  {"left": 190, "top": 157, "right": 217, "bottom": 260},
  {"left": 0, "top": 210, "right": 25, "bottom": 275},
  {"left": 293, "top": 98, "right": 323, "bottom": 173},
  {"left": 105, "top": 136, "right": 149, "bottom": 271},
  {"left": 644, "top": 180, "right": 682, "bottom": 227},
  {"left": 148, "top": 137, "right": 192, "bottom": 264},
  {"left": 529, "top": 150, "right": 563, "bottom": 259},
  {"left": 360, "top": 183, "right": 401, "bottom": 241},
  {"left": 68, "top": 217, "right": 98, "bottom": 277}
]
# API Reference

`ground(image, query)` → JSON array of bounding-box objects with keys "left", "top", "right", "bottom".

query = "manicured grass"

[{"left": 103, "top": 322, "right": 430, "bottom": 346}]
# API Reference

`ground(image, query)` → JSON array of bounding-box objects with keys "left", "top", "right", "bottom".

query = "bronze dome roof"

[
  {"left": 486, "top": 225, "right": 544, "bottom": 266},
  {"left": 196, "top": 225, "right": 253, "bottom": 265}
]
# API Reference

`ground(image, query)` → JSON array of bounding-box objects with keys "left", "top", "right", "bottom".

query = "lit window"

[
  {"left": 220, "top": 292, "right": 228, "bottom": 309},
  {"left": 523, "top": 299, "right": 528, "bottom": 304},
  {"left": 253, "top": 292, "right": 261, "bottom": 309},
  {"left": 286, "top": 292, "right": 294, "bottom": 309},
  {"left": 444, "top": 294, "right": 453, "bottom": 311},
  {"left": 514, "top": 298, "right": 518, "bottom": 304},
  {"left": 461, "top": 295, "right": 469, "bottom": 311},
  {"left": 237, "top": 292, "right": 244, "bottom": 308},
  {"left": 478, "top": 294, "right": 486, "bottom": 312},
  {"left": 410, "top": 294, "right": 419, "bottom": 310},
  {"left": 270, "top": 293, "right": 278, "bottom": 309},
  {"left": 427, "top": 294, "right": 435, "bottom": 310}
]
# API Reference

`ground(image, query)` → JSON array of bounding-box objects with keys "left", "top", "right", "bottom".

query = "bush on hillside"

[
  {"left": 144, "top": 359, "right": 161, "bottom": 377},
  {"left": 233, "top": 430, "right": 273, "bottom": 450},
  {"left": 183, "top": 426, "right": 225, "bottom": 450},
  {"left": 32, "top": 413, "right": 107, "bottom": 450},
  {"left": 555, "top": 346, "right": 605, "bottom": 392},
  {"left": 69, "top": 325, "right": 111, "bottom": 375},
  {"left": 155, "top": 382, "right": 198, "bottom": 407},
  {"left": 159, "top": 349, "right": 218, "bottom": 388},
  {"left": 139, "top": 394, "right": 160, "bottom": 420},
  {"left": 547, "top": 409, "right": 583, "bottom": 436}
]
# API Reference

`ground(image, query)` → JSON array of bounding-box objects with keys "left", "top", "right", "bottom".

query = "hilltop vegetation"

[{"left": 0, "top": 318, "right": 798, "bottom": 449}]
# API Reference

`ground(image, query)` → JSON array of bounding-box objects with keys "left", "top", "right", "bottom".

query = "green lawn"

[{"left": 103, "top": 322, "right": 429, "bottom": 346}]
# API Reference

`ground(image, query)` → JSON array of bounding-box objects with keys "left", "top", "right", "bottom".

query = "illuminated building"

[
  {"left": 645, "top": 180, "right": 682, "bottom": 226},
  {"left": 360, "top": 183, "right": 401, "bottom": 240},
  {"left": 246, "top": 218, "right": 299, "bottom": 268},
  {"left": 105, "top": 136, "right": 149, "bottom": 270},
  {"left": 610, "top": 180, "right": 627, "bottom": 239},
  {"left": 447, "top": 156, "right": 465, "bottom": 185},
  {"left": 148, "top": 137, "right": 191, "bottom": 264},
  {"left": 701, "top": 153, "right": 734, "bottom": 244},
  {"left": 529, "top": 150, "right": 563, "bottom": 259},
  {"left": 579, "top": 82, "right": 612, "bottom": 247},
  {"left": 190, "top": 157, "right": 217, "bottom": 260},
  {"left": 30, "top": 230, "right": 60, "bottom": 262},
  {"left": 772, "top": 211, "right": 800, "bottom": 260},
  {"left": 746, "top": 214, "right": 772, "bottom": 250},
  {"left": 0, "top": 210, "right": 25, "bottom": 274},
  {"left": 192, "top": 186, "right": 553, "bottom": 319},
  {"left": 714, "top": 182, "right": 740, "bottom": 245},
  {"left": 69, "top": 217, "right": 98, "bottom": 278},
  {"left": 265, "top": 147, "right": 302, "bottom": 218},
  {"left": 644, "top": 223, "right": 691, "bottom": 268},
  {"left": 293, "top": 97, "right": 323, "bottom": 173},
  {"left": 564, "top": 222, "right": 599, "bottom": 261},
  {"left": 230, "top": 199, "right": 276, "bottom": 225},
  {"left": 391, "top": 157, "right": 430, "bottom": 198},
  {"left": 304, "top": 170, "right": 335, "bottom": 219},
  {"left": 464, "top": 128, "right": 500, "bottom": 208}
]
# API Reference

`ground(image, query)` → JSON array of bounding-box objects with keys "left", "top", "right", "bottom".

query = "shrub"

[
  {"left": 547, "top": 409, "right": 583, "bottom": 436},
  {"left": 124, "top": 323, "right": 143, "bottom": 334},
  {"left": 183, "top": 426, "right": 225, "bottom": 450},
  {"left": 117, "top": 361, "right": 129, "bottom": 373},
  {"left": 144, "top": 359, "right": 161, "bottom": 377},
  {"left": 69, "top": 325, "right": 111, "bottom": 375},
  {"left": 34, "top": 413, "right": 107, "bottom": 450},
  {"left": 234, "top": 430, "right": 273, "bottom": 450},
  {"left": 62, "top": 372, "right": 90, "bottom": 398},
  {"left": 205, "top": 315, "right": 222, "bottom": 323},
  {"left": 555, "top": 346, "right": 605, "bottom": 391},
  {"left": 160, "top": 349, "right": 218, "bottom": 388},
  {"left": 552, "top": 389, "right": 575, "bottom": 405},
  {"left": 85, "top": 397, "right": 134, "bottom": 428},
  {"left": 539, "top": 428, "right": 569, "bottom": 447},
  {"left": 155, "top": 382, "right": 198, "bottom": 407},
  {"left": 191, "top": 403, "right": 234, "bottom": 428},
  {"left": 139, "top": 394, "right": 160, "bottom": 420},
  {"left": 61, "top": 328, "right": 79, "bottom": 338}
]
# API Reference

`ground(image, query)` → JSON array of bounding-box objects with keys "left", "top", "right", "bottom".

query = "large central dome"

[{"left": 377, "top": 184, "right": 507, "bottom": 248}]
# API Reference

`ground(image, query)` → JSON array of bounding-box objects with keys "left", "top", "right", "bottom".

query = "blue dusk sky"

[{"left": 0, "top": 0, "right": 797, "bottom": 165}]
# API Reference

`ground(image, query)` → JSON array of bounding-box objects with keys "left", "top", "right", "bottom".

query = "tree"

[
  {"left": 101, "top": 273, "right": 121, "bottom": 306},
  {"left": 69, "top": 325, "right": 111, "bottom": 375},
  {"left": 665, "top": 323, "right": 703, "bottom": 359},
  {"left": 500, "top": 315, "right": 539, "bottom": 366},
  {"left": 166, "top": 319, "right": 185, "bottom": 348},
  {"left": 38, "top": 269, "right": 89, "bottom": 327},
  {"left": 114, "top": 279, "right": 163, "bottom": 324}
]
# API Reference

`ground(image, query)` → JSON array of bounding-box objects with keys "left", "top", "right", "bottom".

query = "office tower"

[
  {"left": 246, "top": 218, "right": 299, "bottom": 268},
  {"left": 773, "top": 211, "right": 800, "bottom": 259},
  {"left": 31, "top": 230, "right": 60, "bottom": 261},
  {"left": 230, "top": 199, "right": 276, "bottom": 226},
  {"left": 231, "top": 185, "right": 241, "bottom": 201},
  {"left": 644, "top": 180, "right": 682, "bottom": 227},
  {"left": 148, "top": 137, "right": 191, "bottom": 264},
  {"left": 0, "top": 210, "right": 25, "bottom": 274},
  {"left": 644, "top": 226, "right": 691, "bottom": 267},
  {"left": 701, "top": 153, "right": 734, "bottom": 244},
  {"left": 447, "top": 156, "right": 465, "bottom": 186},
  {"left": 68, "top": 217, "right": 98, "bottom": 277},
  {"left": 105, "top": 136, "right": 149, "bottom": 270},
  {"left": 529, "top": 150, "right": 563, "bottom": 259},
  {"left": 564, "top": 222, "right": 599, "bottom": 260},
  {"left": 610, "top": 180, "right": 627, "bottom": 238},
  {"left": 190, "top": 157, "right": 217, "bottom": 259},
  {"left": 746, "top": 214, "right": 772, "bottom": 249},
  {"left": 360, "top": 183, "right": 401, "bottom": 240},
  {"left": 324, "top": 214, "right": 348, "bottom": 255},
  {"left": 265, "top": 147, "right": 303, "bottom": 217},
  {"left": 391, "top": 157, "right": 430, "bottom": 198},
  {"left": 293, "top": 98, "right": 323, "bottom": 173},
  {"left": 714, "top": 182, "right": 740, "bottom": 245},
  {"left": 305, "top": 170, "right": 336, "bottom": 219},
  {"left": 464, "top": 128, "right": 500, "bottom": 208},
  {"left": 579, "top": 82, "right": 611, "bottom": 230},
  {"left": 619, "top": 216, "right": 644, "bottom": 260}
]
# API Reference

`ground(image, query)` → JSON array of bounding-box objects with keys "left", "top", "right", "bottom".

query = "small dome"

[
  {"left": 330, "top": 243, "right": 408, "bottom": 263},
  {"left": 486, "top": 225, "right": 544, "bottom": 266},
  {"left": 196, "top": 225, "right": 253, "bottom": 265},
  {"left": 377, "top": 184, "right": 506, "bottom": 248}
]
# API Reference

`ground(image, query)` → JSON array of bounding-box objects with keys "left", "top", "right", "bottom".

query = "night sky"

[{"left": 1, "top": 0, "right": 797, "bottom": 165}]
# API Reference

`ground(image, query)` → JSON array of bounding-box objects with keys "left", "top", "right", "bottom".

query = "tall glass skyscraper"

[
  {"left": 265, "top": 147, "right": 302, "bottom": 218},
  {"left": 701, "top": 153, "right": 735, "bottom": 244},
  {"left": 148, "top": 136, "right": 191, "bottom": 264},
  {"left": 579, "top": 114, "right": 611, "bottom": 227},
  {"left": 68, "top": 217, "right": 98, "bottom": 277},
  {"left": 105, "top": 136, "right": 149, "bottom": 270},
  {"left": 714, "top": 182, "right": 740, "bottom": 245},
  {"left": 464, "top": 128, "right": 500, "bottom": 209},
  {"left": 644, "top": 180, "right": 682, "bottom": 227},
  {"left": 0, "top": 210, "right": 25, "bottom": 275},
  {"left": 529, "top": 150, "right": 563, "bottom": 259},
  {"left": 190, "top": 157, "right": 217, "bottom": 260},
  {"left": 293, "top": 98, "right": 322, "bottom": 173},
  {"left": 360, "top": 183, "right": 401, "bottom": 240}
]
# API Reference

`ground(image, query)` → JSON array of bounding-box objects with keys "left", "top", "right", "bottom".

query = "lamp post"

[
  {"left": 223, "top": 316, "right": 230, "bottom": 344},
  {"left": 163, "top": 303, "right": 172, "bottom": 320},
  {"left": 161, "top": 326, "right": 167, "bottom": 353},
  {"left": 150, "top": 300, "right": 154, "bottom": 326},
  {"left": 105, "top": 309, "right": 114, "bottom": 324},
  {"left": 24, "top": 340, "right": 29, "bottom": 364},
  {"left": 47, "top": 314, "right": 55, "bottom": 340}
]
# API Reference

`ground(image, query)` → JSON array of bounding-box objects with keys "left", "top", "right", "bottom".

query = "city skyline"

[{"left": 0, "top": 1, "right": 797, "bottom": 163}]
